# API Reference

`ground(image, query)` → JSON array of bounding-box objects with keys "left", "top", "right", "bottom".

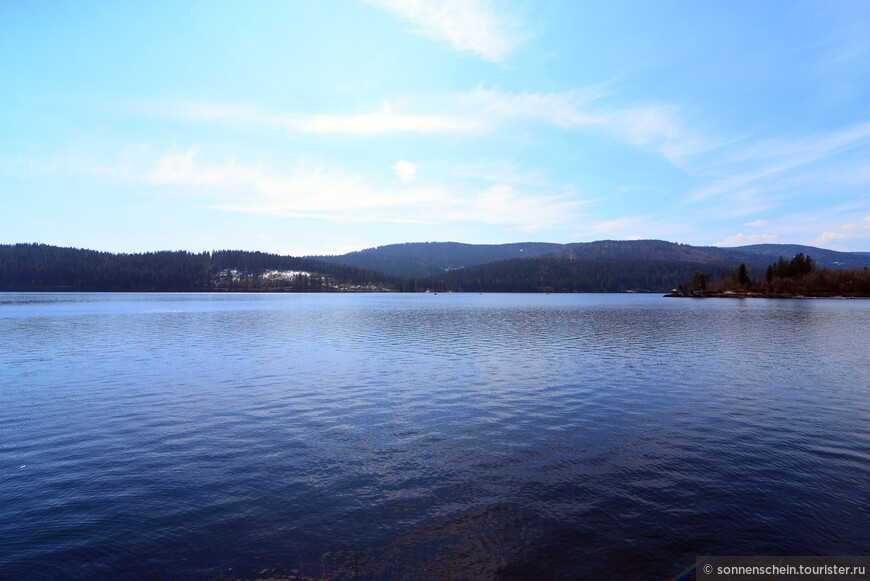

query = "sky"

[{"left": 2, "top": 0, "right": 870, "bottom": 255}]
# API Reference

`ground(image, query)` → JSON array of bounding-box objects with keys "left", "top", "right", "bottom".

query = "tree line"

[
  {"left": 409, "top": 258, "right": 733, "bottom": 293},
  {"left": 4, "top": 244, "right": 869, "bottom": 295},
  {"left": 676, "top": 253, "right": 870, "bottom": 297},
  {"left": 0, "top": 244, "right": 399, "bottom": 292}
]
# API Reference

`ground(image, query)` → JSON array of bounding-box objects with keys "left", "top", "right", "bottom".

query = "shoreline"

[{"left": 664, "top": 291, "right": 870, "bottom": 299}]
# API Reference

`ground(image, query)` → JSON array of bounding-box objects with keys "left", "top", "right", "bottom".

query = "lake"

[{"left": 1, "top": 293, "right": 868, "bottom": 580}]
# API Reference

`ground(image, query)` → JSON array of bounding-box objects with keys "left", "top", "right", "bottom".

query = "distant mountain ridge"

[
  {"left": 423, "top": 257, "right": 737, "bottom": 294},
  {"left": 313, "top": 240, "right": 870, "bottom": 278},
  {"left": 3, "top": 241, "right": 868, "bottom": 293},
  {"left": 312, "top": 242, "right": 562, "bottom": 278}
]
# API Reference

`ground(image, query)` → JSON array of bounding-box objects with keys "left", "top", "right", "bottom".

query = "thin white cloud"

[
  {"left": 591, "top": 216, "right": 651, "bottom": 235},
  {"left": 813, "top": 231, "right": 847, "bottom": 244},
  {"left": 611, "top": 107, "right": 704, "bottom": 162},
  {"left": 292, "top": 113, "right": 479, "bottom": 134},
  {"left": 454, "top": 159, "right": 550, "bottom": 187},
  {"left": 463, "top": 87, "right": 609, "bottom": 127},
  {"left": 462, "top": 87, "right": 707, "bottom": 162},
  {"left": 572, "top": 216, "right": 680, "bottom": 240},
  {"left": 568, "top": 214, "right": 695, "bottom": 242},
  {"left": 618, "top": 186, "right": 657, "bottom": 193},
  {"left": 703, "top": 195, "right": 778, "bottom": 219},
  {"left": 138, "top": 90, "right": 704, "bottom": 162},
  {"left": 714, "top": 232, "right": 779, "bottom": 247},
  {"left": 44, "top": 145, "right": 585, "bottom": 232},
  {"left": 744, "top": 219, "right": 769, "bottom": 227},
  {"left": 690, "top": 120, "right": 870, "bottom": 202},
  {"left": 811, "top": 214, "right": 870, "bottom": 246},
  {"left": 392, "top": 159, "right": 419, "bottom": 182},
  {"left": 154, "top": 101, "right": 483, "bottom": 134},
  {"left": 366, "top": 0, "right": 531, "bottom": 62},
  {"left": 463, "top": 184, "right": 586, "bottom": 232}
]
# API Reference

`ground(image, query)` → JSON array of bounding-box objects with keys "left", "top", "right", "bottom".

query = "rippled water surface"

[{"left": 1, "top": 293, "right": 868, "bottom": 580}]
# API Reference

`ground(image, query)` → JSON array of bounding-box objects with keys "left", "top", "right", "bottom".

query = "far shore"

[{"left": 664, "top": 291, "right": 870, "bottom": 299}]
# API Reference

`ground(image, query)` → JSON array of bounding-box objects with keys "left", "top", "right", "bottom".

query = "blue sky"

[{"left": 2, "top": 0, "right": 869, "bottom": 255}]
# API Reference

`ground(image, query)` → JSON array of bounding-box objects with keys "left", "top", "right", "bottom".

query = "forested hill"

[
  {"left": 420, "top": 258, "right": 735, "bottom": 293},
  {"left": 315, "top": 240, "right": 870, "bottom": 278},
  {"left": 552, "top": 240, "right": 766, "bottom": 265},
  {"left": 3, "top": 241, "right": 869, "bottom": 293},
  {"left": 312, "top": 242, "right": 563, "bottom": 278},
  {"left": 0, "top": 244, "right": 398, "bottom": 291}
]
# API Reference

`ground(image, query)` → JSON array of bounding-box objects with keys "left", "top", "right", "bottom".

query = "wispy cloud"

[
  {"left": 587, "top": 216, "right": 652, "bottom": 236},
  {"left": 153, "top": 101, "right": 483, "bottom": 134},
  {"left": 32, "top": 145, "right": 585, "bottom": 232},
  {"left": 291, "top": 113, "right": 479, "bottom": 134},
  {"left": 365, "top": 0, "right": 531, "bottom": 62},
  {"left": 571, "top": 215, "right": 692, "bottom": 241},
  {"left": 462, "top": 185, "right": 587, "bottom": 232},
  {"left": 391, "top": 159, "right": 419, "bottom": 182},
  {"left": 144, "top": 148, "right": 441, "bottom": 218},
  {"left": 163, "top": 96, "right": 471, "bottom": 137},
  {"left": 714, "top": 232, "right": 779, "bottom": 247},
  {"left": 812, "top": 214, "right": 870, "bottom": 247},
  {"left": 462, "top": 87, "right": 708, "bottom": 162},
  {"left": 610, "top": 106, "right": 704, "bottom": 162},
  {"left": 463, "top": 87, "right": 609, "bottom": 127},
  {"left": 136, "top": 89, "right": 707, "bottom": 164},
  {"left": 454, "top": 159, "right": 550, "bottom": 188},
  {"left": 679, "top": 120, "right": 870, "bottom": 249},
  {"left": 690, "top": 120, "right": 870, "bottom": 202},
  {"left": 813, "top": 231, "right": 847, "bottom": 245}
]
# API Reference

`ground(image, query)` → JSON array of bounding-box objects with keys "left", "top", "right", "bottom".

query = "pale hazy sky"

[{"left": 2, "top": 1, "right": 869, "bottom": 254}]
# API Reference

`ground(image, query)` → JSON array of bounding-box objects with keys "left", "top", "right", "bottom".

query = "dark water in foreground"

[{"left": 1, "top": 293, "right": 868, "bottom": 580}]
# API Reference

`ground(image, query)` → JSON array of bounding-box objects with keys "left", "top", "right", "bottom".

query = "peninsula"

[{"left": 667, "top": 253, "right": 870, "bottom": 298}]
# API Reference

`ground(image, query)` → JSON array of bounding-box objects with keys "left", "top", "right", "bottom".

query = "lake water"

[{"left": 1, "top": 293, "right": 868, "bottom": 580}]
